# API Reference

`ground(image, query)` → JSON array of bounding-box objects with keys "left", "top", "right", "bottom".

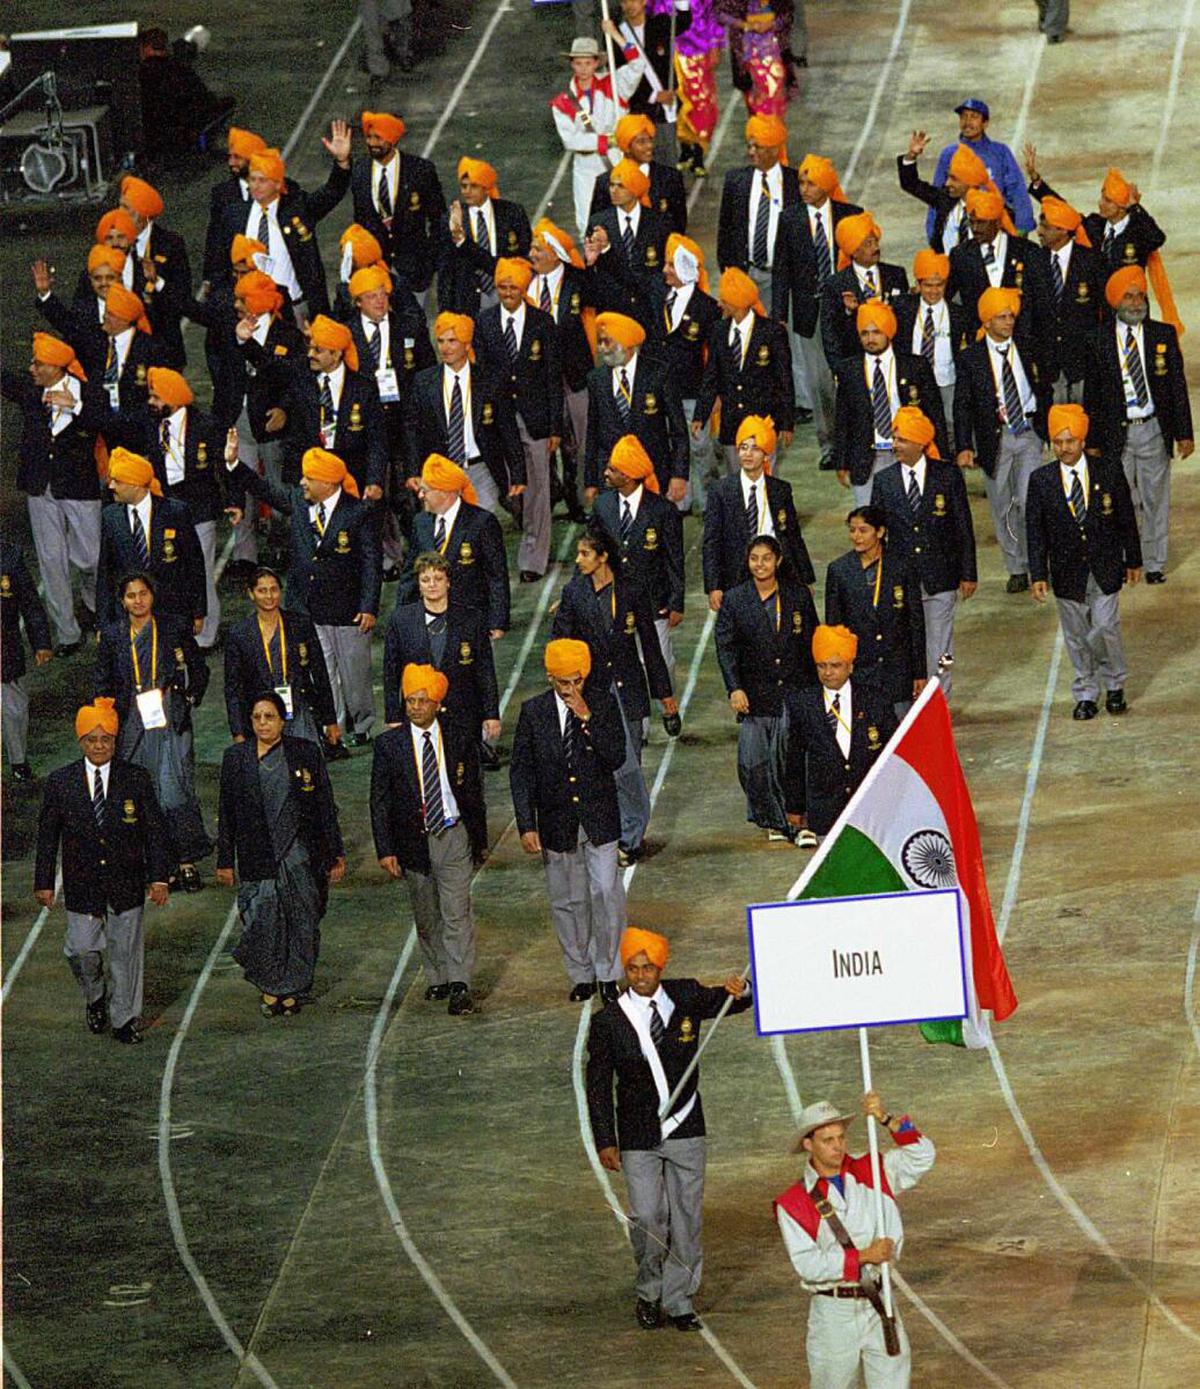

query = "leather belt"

[{"left": 816, "top": 1286, "right": 869, "bottom": 1299}]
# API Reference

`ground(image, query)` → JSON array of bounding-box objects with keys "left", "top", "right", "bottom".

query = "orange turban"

[
  {"left": 121, "top": 175, "right": 163, "bottom": 220},
  {"left": 421, "top": 454, "right": 479, "bottom": 505},
  {"left": 494, "top": 257, "right": 534, "bottom": 291},
  {"left": 798, "top": 154, "right": 846, "bottom": 202},
  {"left": 249, "top": 149, "right": 286, "bottom": 186},
  {"left": 912, "top": 250, "right": 950, "bottom": 281},
  {"left": 339, "top": 223, "right": 385, "bottom": 269},
  {"left": 835, "top": 213, "right": 881, "bottom": 268},
  {"left": 718, "top": 266, "right": 765, "bottom": 316},
  {"left": 87, "top": 245, "right": 126, "bottom": 276},
  {"left": 401, "top": 663, "right": 450, "bottom": 702},
  {"left": 977, "top": 286, "right": 1022, "bottom": 324},
  {"left": 458, "top": 157, "right": 499, "bottom": 197},
  {"left": 309, "top": 314, "right": 359, "bottom": 372},
  {"left": 434, "top": 311, "right": 476, "bottom": 362},
  {"left": 965, "top": 187, "right": 1017, "bottom": 236},
  {"left": 544, "top": 638, "right": 591, "bottom": 680},
  {"left": 230, "top": 234, "right": 266, "bottom": 266},
  {"left": 236, "top": 270, "right": 283, "bottom": 318},
  {"left": 1101, "top": 169, "right": 1133, "bottom": 208},
  {"left": 892, "top": 406, "right": 940, "bottom": 459},
  {"left": 1105, "top": 265, "right": 1146, "bottom": 309},
  {"left": 1047, "top": 404, "right": 1089, "bottom": 440},
  {"left": 75, "top": 697, "right": 119, "bottom": 740},
  {"left": 856, "top": 301, "right": 897, "bottom": 339},
  {"left": 302, "top": 447, "right": 359, "bottom": 498},
  {"left": 362, "top": 111, "right": 406, "bottom": 144},
  {"left": 349, "top": 264, "right": 393, "bottom": 298},
  {"left": 665, "top": 232, "right": 709, "bottom": 294},
  {"left": 611, "top": 158, "right": 650, "bottom": 206},
  {"left": 812, "top": 624, "right": 858, "bottom": 663},
  {"left": 32, "top": 332, "right": 86, "bottom": 380},
  {"left": 735, "top": 414, "right": 778, "bottom": 462},
  {"left": 96, "top": 208, "right": 137, "bottom": 244},
  {"left": 104, "top": 284, "right": 150, "bottom": 333},
  {"left": 608, "top": 435, "right": 660, "bottom": 492},
  {"left": 228, "top": 126, "right": 267, "bottom": 160},
  {"left": 947, "top": 144, "right": 989, "bottom": 188},
  {"left": 620, "top": 926, "right": 669, "bottom": 969},
  {"left": 615, "top": 114, "right": 656, "bottom": 152},
  {"left": 147, "top": 368, "right": 194, "bottom": 409},
  {"left": 108, "top": 447, "right": 163, "bottom": 496},
  {"left": 595, "top": 312, "right": 646, "bottom": 350},
  {"left": 532, "top": 218, "right": 584, "bottom": 269},
  {"left": 745, "top": 114, "right": 787, "bottom": 150},
  {"left": 1040, "top": 196, "right": 1091, "bottom": 247}
]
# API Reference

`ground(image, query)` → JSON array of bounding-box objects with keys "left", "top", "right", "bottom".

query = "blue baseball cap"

[{"left": 954, "top": 98, "right": 990, "bottom": 119}]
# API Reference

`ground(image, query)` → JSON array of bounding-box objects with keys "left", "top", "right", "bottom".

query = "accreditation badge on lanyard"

[
  {"left": 136, "top": 687, "right": 168, "bottom": 729},
  {"left": 131, "top": 620, "right": 168, "bottom": 728},
  {"left": 320, "top": 415, "right": 337, "bottom": 449},
  {"left": 376, "top": 367, "right": 401, "bottom": 404},
  {"left": 274, "top": 683, "right": 295, "bottom": 718}
]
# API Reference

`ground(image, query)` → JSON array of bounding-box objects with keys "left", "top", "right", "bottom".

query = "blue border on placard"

[{"left": 745, "top": 887, "right": 968, "bottom": 1037}]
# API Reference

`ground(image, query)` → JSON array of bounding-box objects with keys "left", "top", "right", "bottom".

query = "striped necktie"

[
  {"left": 752, "top": 173, "right": 771, "bottom": 267},
  {"left": 130, "top": 507, "right": 150, "bottom": 568},
  {"left": 313, "top": 501, "right": 327, "bottom": 539},
  {"left": 906, "top": 468, "right": 922, "bottom": 515},
  {"left": 366, "top": 322, "right": 382, "bottom": 371},
  {"left": 503, "top": 315, "right": 519, "bottom": 367},
  {"left": 257, "top": 206, "right": 270, "bottom": 248},
  {"left": 160, "top": 417, "right": 172, "bottom": 455},
  {"left": 997, "top": 346, "right": 1029, "bottom": 435},
  {"left": 871, "top": 360, "right": 892, "bottom": 441},
  {"left": 104, "top": 337, "right": 119, "bottom": 391},
  {"left": 745, "top": 482, "right": 759, "bottom": 538},
  {"left": 1050, "top": 253, "right": 1065, "bottom": 302},
  {"left": 563, "top": 709, "right": 582, "bottom": 770},
  {"left": 1123, "top": 329, "right": 1150, "bottom": 409},
  {"left": 377, "top": 167, "right": 393, "bottom": 222},
  {"left": 982, "top": 243, "right": 995, "bottom": 269},
  {"left": 616, "top": 368, "right": 632, "bottom": 425},
  {"left": 447, "top": 377, "right": 466, "bottom": 462},
  {"left": 663, "top": 290, "right": 677, "bottom": 334},
  {"left": 433, "top": 514, "right": 447, "bottom": 550},
  {"left": 813, "top": 214, "right": 832, "bottom": 284},
  {"left": 1069, "top": 468, "right": 1086, "bottom": 522},
  {"left": 826, "top": 692, "right": 840, "bottom": 733},
  {"left": 92, "top": 767, "right": 106, "bottom": 825},
  {"left": 621, "top": 214, "right": 636, "bottom": 259},
  {"left": 421, "top": 730, "right": 446, "bottom": 831},
  {"left": 319, "top": 374, "right": 335, "bottom": 429},
  {"left": 539, "top": 277, "right": 552, "bottom": 313},
  {"left": 920, "top": 306, "right": 937, "bottom": 367},
  {"left": 619, "top": 499, "right": 633, "bottom": 545},
  {"left": 862, "top": 270, "right": 877, "bottom": 300},
  {"left": 649, "top": 998, "right": 665, "bottom": 1046}
]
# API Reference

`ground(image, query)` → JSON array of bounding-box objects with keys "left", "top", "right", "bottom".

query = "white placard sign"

[{"left": 747, "top": 888, "right": 967, "bottom": 1036}]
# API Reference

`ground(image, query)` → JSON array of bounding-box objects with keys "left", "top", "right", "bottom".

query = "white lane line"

[
  {"left": 420, "top": 4, "right": 514, "bottom": 160},
  {"left": 498, "top": 527, "right": 580, "bottom": 718},
  {"left": 534, "top": 154, "right": 572, "bottom": 224},
  {"left": 3, "top": 1347, "right": 33, "bottom": 1389},
  {"left": 1009, "top": 35, "right": 1046, "bottom": 151},
  {"left": 157, "top": 903, "right": 281, "bottom": 1387},
  {"left": 1149, "top": 0, "right": 1197, "bottom": 197},
  {"left": 1186, "top": 890, "right": 1200, "bottom": 1057},
  {"left": 281, "top": 19, "right": 364, "bottom": 160},
  {"left": 841, "top": 0, "right": 914, "bottom": 190}
]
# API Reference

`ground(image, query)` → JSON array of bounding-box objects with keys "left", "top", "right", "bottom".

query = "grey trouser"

[
  {"left": 806, "top": 1294, "right": 912, "bottom": 1389},
  {"left": 234, "top": 409, "right": 285, "bottom": 564},
  {"left": 680, "top": 398, "right": 718, "bottom": 513},
  {"left": 623, "top": 1135, "right": 707, "bottom": 1316},
  {"left": 27, "top": 490, "right": 100, "bottom": 646},
  {"left": 2, "top": 677, "right": 29, "bottom": 765},
  {"left": 466, "top": 460, "right": 502, "bottom": 517},
  {"left": 517, "top": 418, "right": 552, "bottom": 577},
  {"left": 1121, "top": 416, "right": 1170, "bottom": 571},
  {"left": 983, "top": 429, "right": 1042, "bottom": 574},
  {"left": 922, "top": 586, "right": 958, "bottom": 698},
  {"left": 1056, "top": 574, "right": 1127, "bottom": 702},
  {"left": 614, "top": 689, "right": 651, "bottom": 853},
  {"left": 938, "top": 382, "right": 956, "bottom": 453},
  {"left": 542, "top": 824, "right": 626, "bottom": 984},
  {"left": 316, "top": 622, "right": 375, "bottom": 736},
  {"left": 654, "top": 616, "right": 676, "bottom": 695},
  {"left": 565, "top": 383, "right": 588, "bottom": 498},
  {"left": 65, "top": 906, "right": 144, "bottom": 1030},
  {"left": 195, "top": 519, "right": 221, "bottom": 648},
  {"left": 360, "top": 0, "right": 413, "bottom": 75},
  {"left": 1052, "top": 373, "right": 1084, "bottom": 404},
  {"left": 1039, "top": 0, "right": 1069, "bottom": 39},
  {"left": 853, "top": 449, "right": 897, "bottom": 508},
  {"left": 796, "top": 330, "right": 835, "bottom": 462},
  {"left": 405, "top": 820, "right": 475, "bottom": 986}
]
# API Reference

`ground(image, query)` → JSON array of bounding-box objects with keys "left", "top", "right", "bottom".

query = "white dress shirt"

[
  {"left": 319, "top": 363, "right": 346, "bottom": 414},
  {"left": 729, "top": 311, "right": 754, "bottom": 364},
  {"left": 823, "top": 681, "right": 853, "bottom": 758},
  {"left": 469, "top": 200, "right": 496, "bottom": 254},
  {"left": 361, "top": 313, "right": 392, "bottom": 370},
  {"left": 128, "top": 492, "right": 153, "bottom": 544},
  {"left": 161, "top": 406, "right": 188, "bottom": 485},
  {"left": 807, "top": 199, "right": 834, "bottom": 255},
  {"left": 985, "top": 336, "right": 1034, "bottom": 417},
  {"left": 615, "top": 203, "right": 641, "bottom": 250},
  {"left": 910, "top": 299, "right": 955, "bottom": 386},
  {"left": 864, "top": 347, "right": 901, "bottom": 445},
  {"left": 308, "top": 485, "right": 342, "bottom": 531},
  {"left": 940, "top": 199, "right": 969, "bottom": 255},
  {"left": 410, "top": 718, "right": 461, "bottom": 825},
  {"left": 245, "top": 198, "right": 301, "bottom": 301},
  {"left": 501, "top": 302, "right": 526, "bottom": 351},
  {"left": 618, "top": 483, "right": 644, "bottom": 525},
  {"left": 1050, "top": 242, "right": 1073, "bottom": 287},
  {"left": 1116, "top": 321, "right": 1154, "bottom": 419},
  {"left": 980, "top": 231, "right": 1008, "bottom": 288},
  {"left": 739, "top": 469, "right": 773, "bottom": 536},
  {"left": 665, "top": 281, "right": 695, "bottom": 332},
  {"left": 88, "top": 761, "right": 113, "bottom": 799},
  {"left": 900, "top": 456, "right": 927, "bottom": 496},
  {"left": 443, "top": 364, "right": 479, "bottom": 458},
  {"left": 612, "top": 348, "right": 639, "bottom": 402},
  {"left": 534, "top": 264, "right": 565, "bottom": 317},
  {"left": 747, "top": 163, "right": 784, "bottom": 267},
  {"left": 46, "top": 372, "right": 82, "bottom": 437},
  {"left": 1060, "top": 459, "right": 1090, "bottom": 512},
  {"left": 372, "top": 154, "right": 399, "bottom": 219}
]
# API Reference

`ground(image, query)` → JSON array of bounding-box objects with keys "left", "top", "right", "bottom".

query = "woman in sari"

[
  {"left": 716, "top": 0, "right": 796, "bottom": 118},
  {"left": 216, "top": 692, "right": 345, "bottom": 1018},
  {"left": 825, "top": 505, "right": 928, "bottom": 719},
  {"left": 714, "top": 534, "right": 819, "bottom": 846},
  {"left": 665, "top": 0, "right": 726, "bottom": 177},
  {"left": 223, "top": 566, "right": 340, "bottom": 753},
  {"left": 94, "top": 571, "right": 212, "bottom": 892}
]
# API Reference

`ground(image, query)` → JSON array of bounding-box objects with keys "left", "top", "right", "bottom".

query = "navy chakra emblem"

[{"left": 901, "top": 830, "right": 956, "bottom": 888}]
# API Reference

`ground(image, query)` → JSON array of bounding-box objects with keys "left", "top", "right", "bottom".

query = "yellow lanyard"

[
  {"left": 130, "top": 618, "right": 157, "bottom": 691},
  {"left": 827, "top": 693, "right": 852, "bottom": 734},
  {"left": 411, "top": 722, "right": 445, "bottom": 804},
  {"left": 259, "top": 614, "right": 287, "bottom": 682},
  {"left": 437, "top": 512, "right": 456, "bottom": 555},
  {"left": 773, "top": 590, "right": 781, "bottom": 632},
  {"left": 868, "top": 556, "right": 883, "bottom": 609}
]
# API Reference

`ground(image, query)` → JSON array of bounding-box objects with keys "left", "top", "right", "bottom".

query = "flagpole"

[
  {"left": 599, "top": 0, "right": 622, "bottom": 115},
  {"left": 858, "top": 1025, "right": 895, "bottom": 1319},
  {"left": 657, "top": 965, "right": 751, "bottom": 1119}
]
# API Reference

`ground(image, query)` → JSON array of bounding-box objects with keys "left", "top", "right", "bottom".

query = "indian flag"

[{"left": 787, "top": 680, "right": 1017, "bottom": 1048}]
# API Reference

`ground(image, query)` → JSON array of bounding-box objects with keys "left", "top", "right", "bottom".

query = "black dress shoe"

[
  {"left": 478, "top": 741, "right": 501, "bottom": 771},
  {"left": 662, "top": 711, "right": 682, "bottom": 738},
  {"left": 599, "top": 980, "right": 620, "bottom": 1005},
  {"left": 636, "top": 1297, "right": 663, "bottom": 1330},
  {"left": 569, "top": 981, "right": 597, "bottom": 1002},
  {"left": 11, "top": 763, "right": 35, "bottom": 783},
  {"left": 345, "top": 731, "right": 372, "bottom": 748},
  {"left": 669, "top": 1312, "right": 702, "bottom": 1332},
  {"left": 1105, "top": 689, "right": 1128, "bottom": 715},
  {"left": 86, "top": 992, "right": 108, "bottom": 1034},
  {"left": 519, "top": 570, "right": 544, "bottom": 584},
  {"left": 323, "top": 738, "right": 352, "bottom": 761},
  {"left": 381, "top": 564, "right": 402, "bottom": 583},
  {"left": 1072, "top": 700, "right": 1099, "bottom": 721},
  {"left": 1005, "top": 573, "right": 1030, "bottom": 594},
  {"left": 112, "top": 1020, "right": 143, "bottom": 1045},
  {"left": 447, "top": 982, "right": 475, "bottom": 1016},
  {"left": 54, "top": 641, "right": 82, "bottom": 658},
  {"left": 178, "top": 864, "right": 204, "bottom": 893},
  {"left": 424, "top": 983, "right": 451, "bottom": 1001},
  {"left": 1145, "top": 570, "right": 1166, "bottom": 584}
]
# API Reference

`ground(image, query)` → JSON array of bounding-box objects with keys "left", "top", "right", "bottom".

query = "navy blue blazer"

[
  {"left": 701, "top": 471, "right": 814, "bottom": 593},
  {"left": 714, "top": 579, "right": 819, "bottom": 717},
  {"left": 102, "top": 403, "right": 228, "bottom": 524},
  {"left": 716, "top": 163, "right": 801, "bottom": 272},
  {"left": 654, "top": 287, "right": 721, "bottom": 401},
  {"left": 96, "top": 496, "right": 207, "bottom": 628},
  {"left": 509, "top": 685, "right": 625, "bottom": 852},
  {"left": 946, "top": 236, "right": 1055, "bottom": 375},
  {"left": 409, "top": 362, "right": 526, "bottom": 494},
  {"left": 819, "top": 264, "right": 910, "bottom": 368},
  {"left": 771, "top": 198, "right": 865, "bottom": 337},
  {"left": 584, "top": 352, "right": 689, "bottom": 491},
  {"left": 1, "top": 542, "right": 52, "bottom": 678},
  {"left": 831, "top": 351, "right": 947, "bottom": 483},
  {"left": 382, "top": 600, "right": 499, "bottom": 730},
  {"left": 587, "top": 205, "right": 670, "bottom": 332},
  {"left": 0, "top": 370, "right": 105, "bottom": 501},
  {"left": 1083, "top": 318, "right": 1192, "bottom": 459},
  {"left": 953, "top": 339, "right": 1052, "bottom": 476},
  {"left": 824, "top": 549, "right": 927, "bottom": 705},
  {"left": 398, "top": 502, "right": 510, "bottom": 634},
  {"left": 282, "top": 366, "right": 389, "bottom": 490},
  {"left": 350, "top": 153, "right": 446, "bottom": 294},
  {"left": 592, "top": 486, "right": 685, "bottom": 615},
  {"left": 1031, "top": 177, "right": 1166, "bottom": 271},
  {"left": 870, "top": 460, "right": 977, "bottom": 596},
  {"left": 790, "top": 682, "right": 897, "bottom": 835},
  {"left": 590, "top": 158, "right": 688, "bottom": 236},
  {"left": 1025, "top": 455, "right": 1142, "bottom": 602},
  {"left": 437, "top": 197, "right": 532, "bottom": 319},
  {"left": 223, "top": 608, "right": 337, "bottom": 739},
  {"left": 475, "top": 303, "right": 564, "bottom": 441},
  {"left": 94, "top": 615, "right": 209, "bottom": 723},
  {"left": 693, "top": 314, "right": 795, "bottom": 442}
]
